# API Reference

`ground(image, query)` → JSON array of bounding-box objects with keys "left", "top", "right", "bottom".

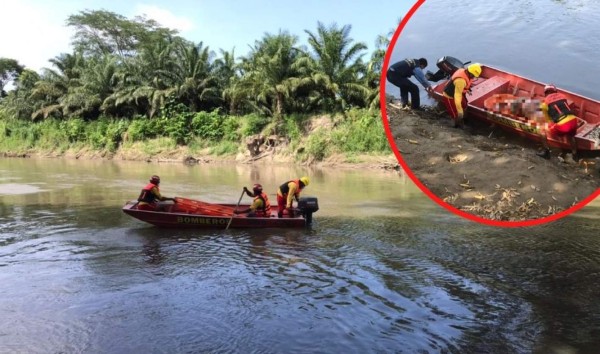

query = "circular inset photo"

[{"left": 381, "top": 0, "right": 600, "bottom": 227}]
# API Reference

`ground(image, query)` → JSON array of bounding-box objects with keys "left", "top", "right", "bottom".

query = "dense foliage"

[{"left": 0, "top": 10, "right": 396, "bottom": 161}]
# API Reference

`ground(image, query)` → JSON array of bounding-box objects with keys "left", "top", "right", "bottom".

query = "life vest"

[
  {"left": 443, "top": 68, "right": 472, "bottom": 97},
  {"left": 279, "top": 179, "right": 303, "bottom": 197},
  {"left": 544, "top": 93, "right": 574, "bottom": 123},
  {"left": 389, "top": 58, "right": 419, "bottom": 77},
  {"left": 253, "top": 192, "right": 272, "bottom": 217},
  {"left": 138, "top": 182, "right": 159, "bottom": 204}
]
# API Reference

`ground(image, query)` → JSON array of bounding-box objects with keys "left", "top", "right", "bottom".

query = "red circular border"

[{"left": 380, "top": 0, "right": 600, "bottom": 228}]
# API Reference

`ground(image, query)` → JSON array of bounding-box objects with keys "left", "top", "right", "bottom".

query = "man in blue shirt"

[{"left": 386, "top": 58, "right": 433, "bottom": 110}]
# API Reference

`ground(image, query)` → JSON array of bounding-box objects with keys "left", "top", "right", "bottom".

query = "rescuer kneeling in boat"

[
  {"left": 234, "top": 184, "right": 272, "bottom": 217},
  {"left": 442, "top": 63, "right": 482, "bottom": 129},
  {"left": 137, "top": 175, "right": 176, "bottom": 211},
  {"left": 277, "top": 177, "right": 309, "bottom": 218},
  {"left": 536, "top": 84, "right": 579, "bottom": 162},
  {"left": 386, "top": 58, "right": 433, "bottom": 110}
]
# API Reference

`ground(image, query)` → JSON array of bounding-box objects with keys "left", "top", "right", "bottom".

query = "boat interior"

[{"left": 467, "top": 67, "right": 600, "bottom": 142}]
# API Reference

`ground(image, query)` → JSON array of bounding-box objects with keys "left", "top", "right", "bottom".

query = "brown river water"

[{"left": 1, "top": 157, "right": 600, "bottom": 353}]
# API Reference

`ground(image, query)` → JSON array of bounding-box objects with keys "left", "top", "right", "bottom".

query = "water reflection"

[
  {"left": 388, "top": 0, "right": 600, "bottom": 102},
  {"left": 1, "top": 157, "right": 600, "bottom": 352}
]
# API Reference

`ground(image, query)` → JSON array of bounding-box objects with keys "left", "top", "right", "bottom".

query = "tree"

[
  {"left": 365, "top": 20, "right": 400, "bottom": 111},
  {"left": 29, "top": 52, "right": 85, "bottom": 120},
  {"left": 0, "top": 69, "right": 40, "bottom": 119},
  {"left": 303, "top": 22, "right": 369, "bottom": 111},
  {"left": 66, "top": 10, "right": 177, "bottom": 58},
  {"left": 169, "top": 41, "right": 219, "bottom": 112},
  {"left": 240, "top": 31, "right": 310, "bottom": 118},
  {"left": 102, "top": 38, "right": 179, "bottom": 118},
  {"left": 215, "top": 48, "right": 244, "bottom": 114},
  {"left": 0, "top": 58, "right": 25, "bottom": 97}
]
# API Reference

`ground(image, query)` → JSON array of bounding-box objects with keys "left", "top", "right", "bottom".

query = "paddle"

[{"left": 225, "top": 189, "right": 245, "bottom": 230}]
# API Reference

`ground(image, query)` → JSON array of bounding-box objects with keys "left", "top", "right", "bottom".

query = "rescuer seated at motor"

[
  {"left": 137, "top": 175, "right": 177, "bottom": 211},
  {"left": 233, "top": 184, "right": 272, "bottom": 217}
]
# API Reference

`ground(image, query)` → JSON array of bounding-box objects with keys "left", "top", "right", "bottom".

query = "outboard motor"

[
  {"left": 425, "top": 56, "right": 468, "bottom": 82},
  {"left": 297, "top": 197, "right": 319, "bottom": 225}
]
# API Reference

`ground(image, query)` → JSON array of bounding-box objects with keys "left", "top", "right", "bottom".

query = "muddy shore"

[
  {"left": 0, "top": 148, "right": 401, "bottom": 171},
  {"left": 386, "top": 101, "right": 600, "bottom": 222}
]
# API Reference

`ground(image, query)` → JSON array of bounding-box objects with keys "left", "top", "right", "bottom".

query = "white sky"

[{"left": 0, "top": 0, "right": 412, "bottom": 73}]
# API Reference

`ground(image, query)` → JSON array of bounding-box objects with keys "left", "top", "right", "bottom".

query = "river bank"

[
  {"left": 0, "top": 146, "right": 400, "bottom": 171},
  {"left": 0, "top": 110, "right": 400, "bottom": 170}
]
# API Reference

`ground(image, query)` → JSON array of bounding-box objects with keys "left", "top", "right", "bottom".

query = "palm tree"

[
  {"left": 103, "top": 40, "right": 178, "bottom": 117},
  {"left": 365, "top": 18, "right": 402, "bottom": 110},
  {"left": 0, "top": 69, "right": 40, "bottom": 120},
  {"left": 61, "top": 54, "right": 123, "bottom": 119},
  {"left": 215, "top": 48, "right": 244, "bottom": 114},
  {"left": 364, "top": 30, "right": 396, "bottom": 111},
  {"left": 303, "top": 22, "right": 369, "bottom": 112},
  {"left": 168, "top": 41, "right": 219, "bottom": 112},
  {"left": 240, "top": 31, "right": 310, "bottom": 118},
  {"left": 29, "top": 52, "right": 86, "bottom": 120}
]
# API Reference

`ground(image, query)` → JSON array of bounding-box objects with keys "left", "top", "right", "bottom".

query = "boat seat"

[
  {"left": 469, "top": 76, "right": 511, "bottom": 105},
  {"left": 582, "top": 107, "right": 600, "bottom": 123}
]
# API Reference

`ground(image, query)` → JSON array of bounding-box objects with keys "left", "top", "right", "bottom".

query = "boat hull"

[
  {"left": 122, "top": 198, "right": 310, "bottom": 229},
  {"left": 431, "top": 66, "right": 600, "bottom": 151}
]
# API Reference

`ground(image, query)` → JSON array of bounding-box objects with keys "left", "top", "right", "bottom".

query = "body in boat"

[
  {"left": 426, "top": 56, "right": 600, "bottom": 151},
  {"left": 122, "top": 196, "right": 319, "bottom": 229}
]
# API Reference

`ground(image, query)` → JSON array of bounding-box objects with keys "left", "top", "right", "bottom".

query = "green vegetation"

[
  {"left": 0, "top": 10, "right": 397, "bottom": 163},
  {"left": 0, "top": 108, "right": 389, "bottom": 162}
]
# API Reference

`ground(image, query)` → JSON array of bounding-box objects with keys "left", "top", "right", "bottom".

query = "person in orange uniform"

[
  {"left": 536, "top": 84, "right": 579, "bottom": 161},
  {"left": 234, "top": 184, "right": 272, "bottom": 217},
  {"left": 276, "top": 176, "right": 309, "bottom": 218},
  {"left": 137, "top": 175, "right": 176, "bottom": 211},
  {"left": 441, "top": 63, "right": 482, "bottom": 128}
]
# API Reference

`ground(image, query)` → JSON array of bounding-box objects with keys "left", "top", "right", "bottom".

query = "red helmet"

[
  {"left": 544, "top": 84, "right": 557, "bottom": 95},
  {"left": 253, "top": 183, "right": 263, "bottom": 193},
  {"left": 150, "top": 175, "right": 160, "bottom": 184}
]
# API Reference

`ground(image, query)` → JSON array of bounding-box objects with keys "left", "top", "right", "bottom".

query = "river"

[
  {"left": 386, "top": 0, "right": 600, "bottom": 104},
  {"left": 1, "top": 157, "right": 600, "bottom": 353}
]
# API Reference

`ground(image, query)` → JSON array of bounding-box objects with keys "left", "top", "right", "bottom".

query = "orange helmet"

[
  {"left": 150, "top": 175, "right": 160, "bottom": 184},
  {"left": 253, "top": 183, "right": 263, "bottom": 193},
  {"left": 544, "top": 84, "right": 557, "bottom": 95}
]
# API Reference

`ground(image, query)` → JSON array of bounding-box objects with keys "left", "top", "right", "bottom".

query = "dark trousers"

[{"left": 386, "top": 71, "right": 420, "bottom": 109}]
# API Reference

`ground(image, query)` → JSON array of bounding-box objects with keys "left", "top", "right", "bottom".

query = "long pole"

[{"left": 225, "top": 189, "right": 245, "bottom": 230}]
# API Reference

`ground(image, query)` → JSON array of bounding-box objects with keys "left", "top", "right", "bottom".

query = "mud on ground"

[{"left": 386, "top": 101, "right": 600, "bottom": 222}]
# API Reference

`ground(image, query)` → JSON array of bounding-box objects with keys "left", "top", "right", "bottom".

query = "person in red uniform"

[
  {"left": 441, "top": 63, "right": 482, "bottom": 128},
  {"left": 536, "top": 84, "right": 579, "bottom": 161},
  {"left": 234, "top": 183, "right": 272, "bottom": 217},
  {"left": 276, "top": 176, "right": 309, "bottom": 218},
  {"left": 136, "top": 175, "right": 176, "bottom": 211}
]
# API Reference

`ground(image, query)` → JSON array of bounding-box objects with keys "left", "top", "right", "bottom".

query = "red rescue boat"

[
  {"left": 429, "top": 57, "right": 600, "bottom": 151},
  {"left": 122, "top": 196, "right": 319, "bottom": 229}
]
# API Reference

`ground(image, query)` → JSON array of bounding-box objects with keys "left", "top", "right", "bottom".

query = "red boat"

[
  {"left": 122, "top": 196, "right": 319, "bottom": 229},
  {"left": 429, "top": 57, "right": 600, "bottom": 151}
]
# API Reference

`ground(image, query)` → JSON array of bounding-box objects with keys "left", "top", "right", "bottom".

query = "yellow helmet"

[
  {"left": 467, "top": 63, "right": 482, "bottom": 78},
  {"left": 300, "top": 176, "right": 310, "bottom": 186}
]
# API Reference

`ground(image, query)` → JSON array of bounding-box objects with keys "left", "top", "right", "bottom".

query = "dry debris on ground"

[{"left": 386, "top": 101, "right": 600, "bottom": 221}]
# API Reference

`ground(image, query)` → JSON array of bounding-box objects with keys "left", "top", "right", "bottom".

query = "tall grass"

[{"left": 0, "top": 108, "right": 390, "bottom": 160}]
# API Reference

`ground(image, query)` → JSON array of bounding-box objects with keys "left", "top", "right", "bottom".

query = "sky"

[{"left": 0, "top": 0, "right": 412, "bottom": 73}]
